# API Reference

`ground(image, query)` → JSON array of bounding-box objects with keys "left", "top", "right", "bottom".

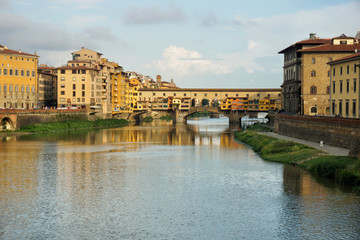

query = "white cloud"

[
  {"left": 48, "top": 0, "right": 106, "bottom": 9},
  {"left": 152, "top": 46, "right": 264, "bottom": 76},
  {"left": 123, "top": 4, "right": 186, "bottom": 24}
]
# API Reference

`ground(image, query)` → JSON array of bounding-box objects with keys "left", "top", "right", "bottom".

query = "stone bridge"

[
  {"left": 129, "top": 107, "right": 264, "bottom": 123},
  {"left": 0, "top": 110, "right": 89, "bottom": 131}
]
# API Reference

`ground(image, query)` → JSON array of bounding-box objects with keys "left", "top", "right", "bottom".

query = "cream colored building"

[
  {"left": 56, "top": 47, "right": 118, "bottom": 114},
  {"left": 0, "top": 45, "right": 38, "bottom": 109},
  {"left": 298, "top": 34, "right": 360, "bottom": 116},
  {"left": 328, "top": 53, "right": 360, "bottom": 118}
]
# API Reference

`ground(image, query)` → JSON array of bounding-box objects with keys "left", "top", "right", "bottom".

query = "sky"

[{"left": 1, "top": 0, "right": 359, "bottom": 88}]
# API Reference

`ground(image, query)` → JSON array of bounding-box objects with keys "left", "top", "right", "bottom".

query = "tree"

[
  {"left": 212, "top": 101, "right": 219, "bottom": 107},
  {"left": 201, "top": 98, "right": 209, "bottom": 106}
]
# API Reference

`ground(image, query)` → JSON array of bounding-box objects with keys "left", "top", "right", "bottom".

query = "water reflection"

[{"left": 0, "top": 118, "right": 359, "bottom": 239}]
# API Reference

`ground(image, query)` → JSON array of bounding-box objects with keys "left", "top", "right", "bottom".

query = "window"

[
  {"left": 345, "top": 100, "right": 349, "bottom": 116},
  {"left": 61, "top": 77, "right": 65, "bottom": 81},
  {"left": 311, "top": 70, "right": 316, "bottom": 77},
  {"left": 328, "top": 70, "right": 330, "bottom": 77},
  {"left": 353, "top": 100, "right": 356, "bottom": 116},
  {"left": 60, "top": 98, "right": 65, "bottom": 102},
  {"left": 81, "top": 70, "right": 86, "bottom": 74},
  {"left": 339, "top": 100, "right": 343, "bottom": 115},
  {"left": 82, "top": 84, "right": 85, "bottom": 90},
  {"left": 333, "top": 68, "right": 335, "bottom": 76},
  {"left": 32, "top": 85, "right": 35, "bottom": 92},
  {"left": 72, "top": 70, "right": 76, "bottom": 74},
  {"left": 346, "top": 80, "right": 349, "bottom": 93},
  {"left": 163, "top": 93, "right": 165, "bottom": 96},
  {"left": 73, "top": 77, "right": 76, "bottom": 81},
  {"left": 340, "top": 80, "right": 343, "bottom": 93},
  {"left": 332, "top": 101, "right": 336, "bottom": 115},
  {"left": 77, "top": 98, "right": 80, "bottom": 102},
  {"left": 354, "top": 79, "right": 357, "bottom": 93},
  {"left": 310, "top": 86, "right": 317, "bottom": 94},
  {"left": 184, "top": 93, "right": 186, "bottom": 97},
  {"left": 332, "top": 81, "right": 336, "bottom": 94},
  {"left": 73, "top": 91, "right": 76, "bottom": 97},
  {"left": 310, "top": 106, "right": 317, "bottom": 113},
  {"left": 347, "top": 65, "right": 349, "bottom": 74},
  {"left": 32, "top": 70, "right": 35, "bottom": 77},
  {"left": 329, "top": 58, "right": 333, "bottom": 62},
  {"left": 194, "top": 93, "right": 197, "bottom": 97},
  {"left": 82, "top": 91, "right": 85, "bottom": 97},
  {"left": 21, "top": 85, "right": 25, "bottom": 92},
  {"left": 355, "top": 64, "right": 357, "bottom": 73},
  {"left": 9, "top": 85, "right": 13, "bottom": 92},
  {"left": 153, "top": 93, "right": 155, "bottom": 96},
  {"left": 312, "top": 58, "right": 315, "bottom": 64},
  {"left": 26, "top": 85, "right": 30, "bottom": 92},
  {"left": 204, "top": 93, "right": 207, "bottom": 97},
  {"left": 61, "top": 84, "right": 65, "bottom": 88},
  {"left": 61, "top": 91, "right": 65, "bottom": 95},
  {"left": 15, "top": 69, "right": 18, "bottom": 76},
  {"left": 21, "top": 70, "right": 24, "bottom": 76},
  {"left": 73, "top": 84, "right": 76, "bottom": 90},
  {"left": 340, "top": 66, "right": 343, "bottom": 75},
  {"left": 9, "top": 69, "right": 13, "bottom": 75},
  {"left": 174, "top": 93, "right": 176, "bottom": 96},
  {"left": 3, "top": 69, "right": 7, "bottom": 75},
  {"left": 61, "top": 69, "right": 65, "bottom": 74},
  {"left": 82, "top": 77, "right": 85, "bottom": 81}
]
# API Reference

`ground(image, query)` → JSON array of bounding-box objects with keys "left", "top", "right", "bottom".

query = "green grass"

[
  {"left": 244, "top": 123, "right": 271, "bottom": 132},
  {"left": 234, "top": 130, "right": 360, "bottom": 192},
  {"left": 189, "top": 111, "right": 210, "bottom": 118},
  {"left": 20, "top": 119, "right": 128, "bottom": 133},
  {"left": 160, "top": 115, "right": 172, "bottom": 121},
  {"left": 142, "top": 116, "right": 153, "bottom": 122}
]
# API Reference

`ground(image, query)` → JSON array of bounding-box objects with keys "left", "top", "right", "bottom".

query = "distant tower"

[
  {"left": 355, "top": 31, "right": 360, "bottom": 41},
  {"left": 156, "top": 75, "right": 161, "bottom": 86}
]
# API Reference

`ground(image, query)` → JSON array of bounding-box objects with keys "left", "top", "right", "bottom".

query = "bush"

[
  {"left": 143, "top": 116, "right": 153, "bottom": 122},
  {"left": 336, "top": 169, "right": 358, "bottom": 185},
  {"left": 160, "top": 115, "right": 172, "bottom": 121}
]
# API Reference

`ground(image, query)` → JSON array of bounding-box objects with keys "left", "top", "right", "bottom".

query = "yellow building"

[
  {"left": 0, "top": 44, "right": 38, "bottom": 109},
  {"left": 328, "top": 53, "right": 360, "bottom": 118}
]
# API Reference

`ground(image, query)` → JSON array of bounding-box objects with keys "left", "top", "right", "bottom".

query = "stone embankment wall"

[
  {"left": 16, "top": 110, "right": 89, "bottom": 129},
  {"left": 273, "top": 114, "right": 360, "bottom": 157}
]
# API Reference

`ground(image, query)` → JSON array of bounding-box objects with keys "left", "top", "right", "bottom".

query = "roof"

[
  {"left": 298, "top": 44, "right": 360, "bottom": 53},
  {"left": 56, "top": 66, "right": 99, "bottom": 71},
  {"left": 327, "top": 53, "right": 360, "bottom": 65},
  {"left": 278, "top": 38, "right": 331, "bottom": 54},
  {"left": 139, "top": 88, "right": 282, "bottom": 92},
  {"left": 0, "top": 46, "right": 38, "bottom": 57}
]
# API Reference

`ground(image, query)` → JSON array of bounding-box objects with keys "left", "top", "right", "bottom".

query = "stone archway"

[{"left": 1, "top": 117, "right": 15, "bottom": 131}]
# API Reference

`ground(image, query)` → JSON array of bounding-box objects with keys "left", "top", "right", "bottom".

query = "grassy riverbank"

[
  {"left": 234, "top": 126, "right": 360, "bottom": 193},
  {"left": 19, "top": 119, "right": 128, "bottom": 133}
]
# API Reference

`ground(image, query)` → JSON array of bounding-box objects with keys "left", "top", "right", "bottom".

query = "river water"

[{"left": 0, "top": 118, "right": 359, "bottom": 240}]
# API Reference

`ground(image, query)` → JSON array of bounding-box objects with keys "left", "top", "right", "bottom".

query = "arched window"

[
  {"left": 311, "top": 106, "right": 317, "bottom": 113},
  {"left": 15, "top": 85, "right": 19, "bottom": 92},
  {"left": 311, "top": 70, "right": 316, "bottom": 77},
  {"left": 21, "top": 85, "right": 25, "bottom": 92},
  {"left": 26, "top": 85, "right": 30, "bottom": 92},
  {"left": 9, "top": 84, "right": 13, "bottom": 92},
  {"left": 310, "top": 86, "right": 317, "bottom": 94}
]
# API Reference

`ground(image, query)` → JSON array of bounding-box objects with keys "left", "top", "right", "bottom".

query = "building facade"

[
  {"left": 298, "top": 35, "right": 360, "bottom": 116},
  {"left": 0, "top": 45, "right": 38, "bottom": 109},
  {"left": 38, "top": 66, "right": 57, "bottom": 108},
  {"left": 328, "top": 53, "right": 360, "bottom": 118}
]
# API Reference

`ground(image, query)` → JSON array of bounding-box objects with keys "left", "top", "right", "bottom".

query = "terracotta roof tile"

[
  {"left": 56, "top": 66, "right": 99, "bottom": 71},
  {"left": 328, "top": 53, "right": 360, "bottom": 64},
  {"left": 0, "top": 47, "right": 38, "bottom": 57},
  {"left": 298, "top": 44, "right": 360, "bottom": 53}
]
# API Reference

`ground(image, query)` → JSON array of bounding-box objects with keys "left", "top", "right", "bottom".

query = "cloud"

[
  {"left": 152, "top": 45, "right": 264, "bottom": 76},
  {"left": 0, "top": 0, "right": 11, "bottom": 10},
  {"left": 123, "top": 4, "right": 186, "bottom": 24},
  {"left": 202, "top": 14, "right": 219, "bottom": 27},
  {"left": 83, "top": 26, "right": 117, "bottom": 41},
  {"left": 65, "top": 15, "right": 108, "bottom": 29},
  {"left": 48, "top": 0, "right": 106, "bottom": 9}
]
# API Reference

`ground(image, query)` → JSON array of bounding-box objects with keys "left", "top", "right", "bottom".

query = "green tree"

[
  {"left": 201, "top": 98, "right": 209, "bottom": 106},
  {"left": 212, "top": 101, "right": 219, "bottom": 107}
]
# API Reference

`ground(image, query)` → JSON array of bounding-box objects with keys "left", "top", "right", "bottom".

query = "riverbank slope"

[{"left": 234, "top": 127, "right": 360, "bottom": 193}]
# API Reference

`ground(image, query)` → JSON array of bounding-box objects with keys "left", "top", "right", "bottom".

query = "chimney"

[{"left": 309, "top": 33, "right": 316, "bottom": 39}]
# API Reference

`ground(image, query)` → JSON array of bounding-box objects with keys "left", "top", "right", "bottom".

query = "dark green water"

[{"left": 0, "top": 118, "right": 359, "bottom": 239}]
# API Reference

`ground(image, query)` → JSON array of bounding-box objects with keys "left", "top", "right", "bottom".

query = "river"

[{"left": 0, "top": 118, "right": 359, "bottom": 239}]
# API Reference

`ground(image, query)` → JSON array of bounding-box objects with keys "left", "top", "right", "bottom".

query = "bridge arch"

[{"left": 1, "top": 117, "right": 15, "bottom": 131}]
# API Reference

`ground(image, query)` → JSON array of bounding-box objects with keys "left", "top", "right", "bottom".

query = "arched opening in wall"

[
  {"left": 310, "top": 106, "right": 317, "bottom": 115},
  {"left": 211, "top": 98, "right": 220, "bottom": 107},
  {"left": 191, "top": 98, "right": 199, "bottom": 107},
  {"left": 325, "top": 107, "right": 330, "bottom": 116},
  {"left": 1, "top": 117, "right": 15, "bottom": 131}
]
